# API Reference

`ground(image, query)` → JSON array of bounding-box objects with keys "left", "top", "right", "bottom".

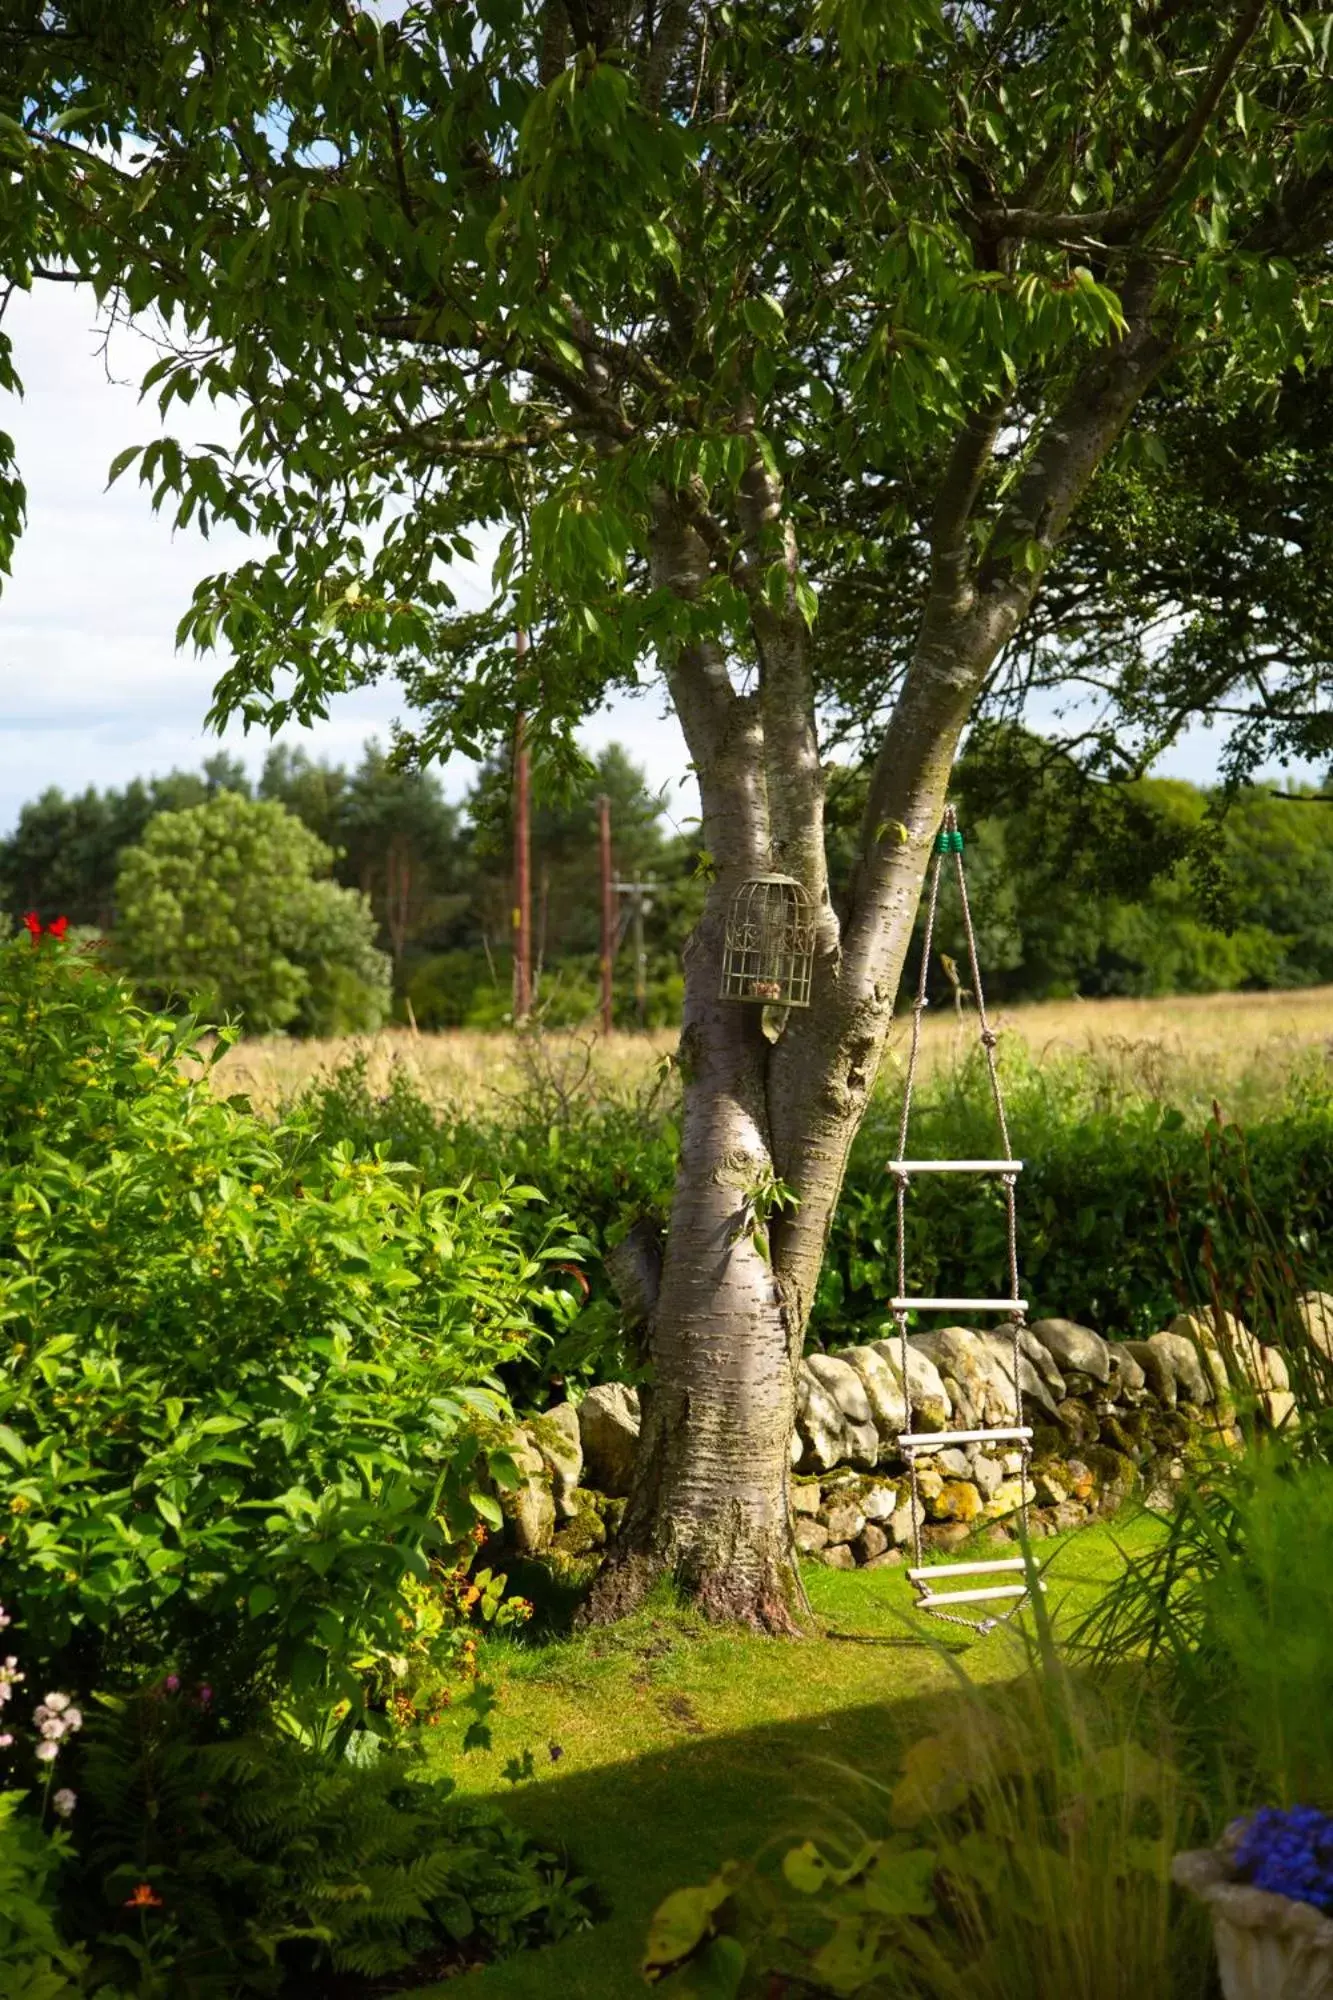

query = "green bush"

[
  {"left": 0, "top": 1790, "right": 102, "bottom": 1998},
  {"left": 817, "top": 1043, "right": 1333, "bottom": 1343},
  {"left": 287, "top": 1041, "right": 1333, "bottom": 1403},
  {"left": 69, "top": 1690, "right": 590, "bottom": 1995},
  {"left": 112, "top": 791, "right": 390, "bottom": 1035},
  {"left": 0, "top": 934, "right": 575, "bottom": 1735},
  {"left": 289, "top": 1049, "right": 673, "bottom": 1397}
]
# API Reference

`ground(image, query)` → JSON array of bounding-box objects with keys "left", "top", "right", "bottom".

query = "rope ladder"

[{"left": 892, "top": 805, "right": 1043, "bottom": 1634}]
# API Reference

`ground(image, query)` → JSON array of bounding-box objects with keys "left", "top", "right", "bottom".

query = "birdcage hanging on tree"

[{"left": 719, "top": 873, "right": 815, "bottom": 1006}]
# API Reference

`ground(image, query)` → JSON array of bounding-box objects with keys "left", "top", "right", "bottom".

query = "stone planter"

[{"left": 1173, "top": 1827, "right": 1333, "bottom": 1999}]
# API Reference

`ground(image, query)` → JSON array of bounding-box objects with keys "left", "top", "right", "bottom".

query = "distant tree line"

[
  {"left": 0, "top": 740, "right": 703, "bottom": 1032},
  {"left": 4, "top": 731, "right": 1332, "bottom": 1034}
]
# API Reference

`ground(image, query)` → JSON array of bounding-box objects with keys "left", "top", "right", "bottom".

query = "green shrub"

[
  {"left": 817, "top": 1042, "right": 1333, "bottom": 1342},
  {"left": 288, "top": 1049, "right": 673, "bottom": 1397},
  {"left": 0, "top": 1790, "right": 100, "bottom": 1998},
  {"left": 112, "top": 791, "right": 390, "bottom": 1035},
  {"left": 0, "top": 934, "right": 575, "bottom": 1734},
  {"left": 287, "top": 1040, "right": 1333, "bottom": 1404}
]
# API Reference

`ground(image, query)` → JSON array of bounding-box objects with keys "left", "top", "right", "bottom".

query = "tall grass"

[
  {"left": 1075, "top": 1455, "right": 1333, "bottom": 1822},
  {"left": 203, "top": 985, "right": 1333, "bottom": 1123}
]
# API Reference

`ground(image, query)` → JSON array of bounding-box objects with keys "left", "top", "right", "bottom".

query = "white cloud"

[{"left": 0, "top": 282, "right": 696, "bottom": 833}]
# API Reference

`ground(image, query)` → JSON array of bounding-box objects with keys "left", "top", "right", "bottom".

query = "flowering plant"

[
  {"left": 1234, "top": 1806, "right": 1333, "bottom": 1913},
  {"left": 0, "top": 1603, "right": 82, "bottom": 1818},
  {"left": 21, "top": 911, "right": 69, "bottom": 945},
  {"left": 0, "top": 921, "right": 569, "bottom": 1741}
]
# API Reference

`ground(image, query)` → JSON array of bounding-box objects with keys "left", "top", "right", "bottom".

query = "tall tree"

[{"left": 11, "top": 2, "right": 1333, "bottom": 1625}]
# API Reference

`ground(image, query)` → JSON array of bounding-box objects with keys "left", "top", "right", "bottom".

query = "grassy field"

[
  {"left": 408, "top": 1518, "right": 1160, "bottom": 1999},
  {"left": 201, "top": 984, "right": 1333, "bottom": 1121}
]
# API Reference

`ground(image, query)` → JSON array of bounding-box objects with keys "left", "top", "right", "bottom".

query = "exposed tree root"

[{"left": 578, "top": 1537, "right": 807, "bottom": 1636}]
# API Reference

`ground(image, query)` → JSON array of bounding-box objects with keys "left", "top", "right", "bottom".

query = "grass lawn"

[{"left": 408, "top": 1514, "right": 1161, "bottom": 1998}]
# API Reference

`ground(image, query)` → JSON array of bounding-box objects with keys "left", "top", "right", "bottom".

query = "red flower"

[
  {"left": 20, "top": 912, "right": 69, "bottom": 945},
  {"left": 124, "top": 1882, "right": 164, "bottom": 1909}
]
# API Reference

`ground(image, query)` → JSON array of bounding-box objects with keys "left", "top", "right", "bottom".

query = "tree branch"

[
  {"left": 978, "top": 0, "right": 1268, "bottom": 249},
  {"left": 927, "top": 399, "right": 1007, "bottom": 601},
  {"left": 640, "top": 0, "right": 693, "bottom": 114},
  {"left": 735, "top": 427, "right": 829, "bottom": 911}
]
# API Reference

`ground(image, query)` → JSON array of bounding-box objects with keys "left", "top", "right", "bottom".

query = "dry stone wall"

[{"left": 496, "top": 1294, "right": 1332, "bottom": 1574}]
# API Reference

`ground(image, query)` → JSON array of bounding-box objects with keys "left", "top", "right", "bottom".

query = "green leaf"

[
  {"left": 642, "top": 1869, "right": 739, "bottom": 1979},
  {"left": 106, "top": 445, "right": 143, "bottom": 486},
  {"left": 741, "top": 293, "right": 785, "bottom": 340},
  {"left": 783, "top": 1839, "right": 834, "bottom": 1893},
  {"left": 0, "top": 1426, "right": 28, "bottom": 1468},
  {"left": 811, "top": 1913, "right": 884, "bottom": 1993}
]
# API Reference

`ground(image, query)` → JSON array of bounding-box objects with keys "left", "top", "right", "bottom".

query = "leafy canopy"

[{"left": 6, "top": 1, "right": 1332, "bottom": 791}]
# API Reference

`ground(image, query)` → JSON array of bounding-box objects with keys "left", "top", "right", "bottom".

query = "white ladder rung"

[
  {"left": 891, "top": 1298, "right": 1028, "bottom": 1313},
  {"left": 889, "top": 1159, "right": 1023, "bottom": 1174},
  {"left": 899, "top": 1427, "right": 1032, "bottom": 1450},
  {"left": 916, "top": 1582, "right": 1047, "bottom": 1608},
  {"left": 907, "top": 1559, "right": 1028, "bottom": 1582}
]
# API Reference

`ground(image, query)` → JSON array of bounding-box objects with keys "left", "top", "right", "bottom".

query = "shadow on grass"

[{"left": 413, "top": 1682, "right": 961, "bottom": 2000}]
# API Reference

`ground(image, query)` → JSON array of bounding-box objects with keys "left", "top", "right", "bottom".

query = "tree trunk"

[{"left": 592, "top": 957, "right": 803, "bottom": 1629}]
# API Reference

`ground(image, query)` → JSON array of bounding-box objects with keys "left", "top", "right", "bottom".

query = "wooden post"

[
  {"left": 512, "top": 632, "right": 532, "bottom": 1025},
  {"left": 598, "top": 792, "right": 614, "bottom": 1037},
  {"left": 631, "top": 882, "right": 648, "bottom": 1029}
]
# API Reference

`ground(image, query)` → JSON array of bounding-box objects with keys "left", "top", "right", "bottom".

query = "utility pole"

[
  {"left": 598, "top": 792, "right": 615, "bottom": 1037},
  {"left": 612, "top": 874, "right": 656, "bottom": 1031},
  {"left": 630, "top": 880, "right": 649, "bottom": 1029},
  {"left": 512, "top": 631, "right": 532, "bottom": 1026}
]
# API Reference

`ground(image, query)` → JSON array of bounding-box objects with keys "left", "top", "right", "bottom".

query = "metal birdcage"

[{"left": 719, "top": 873, "right": 815, "bottom": 1007}]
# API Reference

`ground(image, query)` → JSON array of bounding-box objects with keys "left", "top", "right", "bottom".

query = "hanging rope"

[{"left": 892, "top": 804, "right": 1037, "bottom": 1635}]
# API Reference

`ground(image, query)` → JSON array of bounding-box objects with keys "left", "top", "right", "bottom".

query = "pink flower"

[
  {"left": 197, "top": 1685, "right": 213, "bottom": 1708},
  {"left": 0, "top": 1733, "right": 12, "bottom": 1749},
  {"left": 35, "top": 1740, "right": 58, "bottom": 1763},
  {"left": 165, "top": 1674, "right": 180, "bottom": 1694},
  {"left": 52, "top": 1788, "right": 76, "bottom": 1818}
]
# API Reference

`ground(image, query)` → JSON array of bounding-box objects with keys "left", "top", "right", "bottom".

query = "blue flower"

[{"left": 1235, "top": 1807, "right": 1333, "bottom": 1913}]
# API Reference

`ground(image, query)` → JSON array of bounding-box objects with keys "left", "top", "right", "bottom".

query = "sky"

[{"left": 0, "top": 279, "right": 1307, "bottom": 844}]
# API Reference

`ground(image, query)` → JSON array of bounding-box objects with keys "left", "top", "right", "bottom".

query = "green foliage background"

[{"left": 288, "top": 1037, "right": 1333, "bottom": 1407}]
